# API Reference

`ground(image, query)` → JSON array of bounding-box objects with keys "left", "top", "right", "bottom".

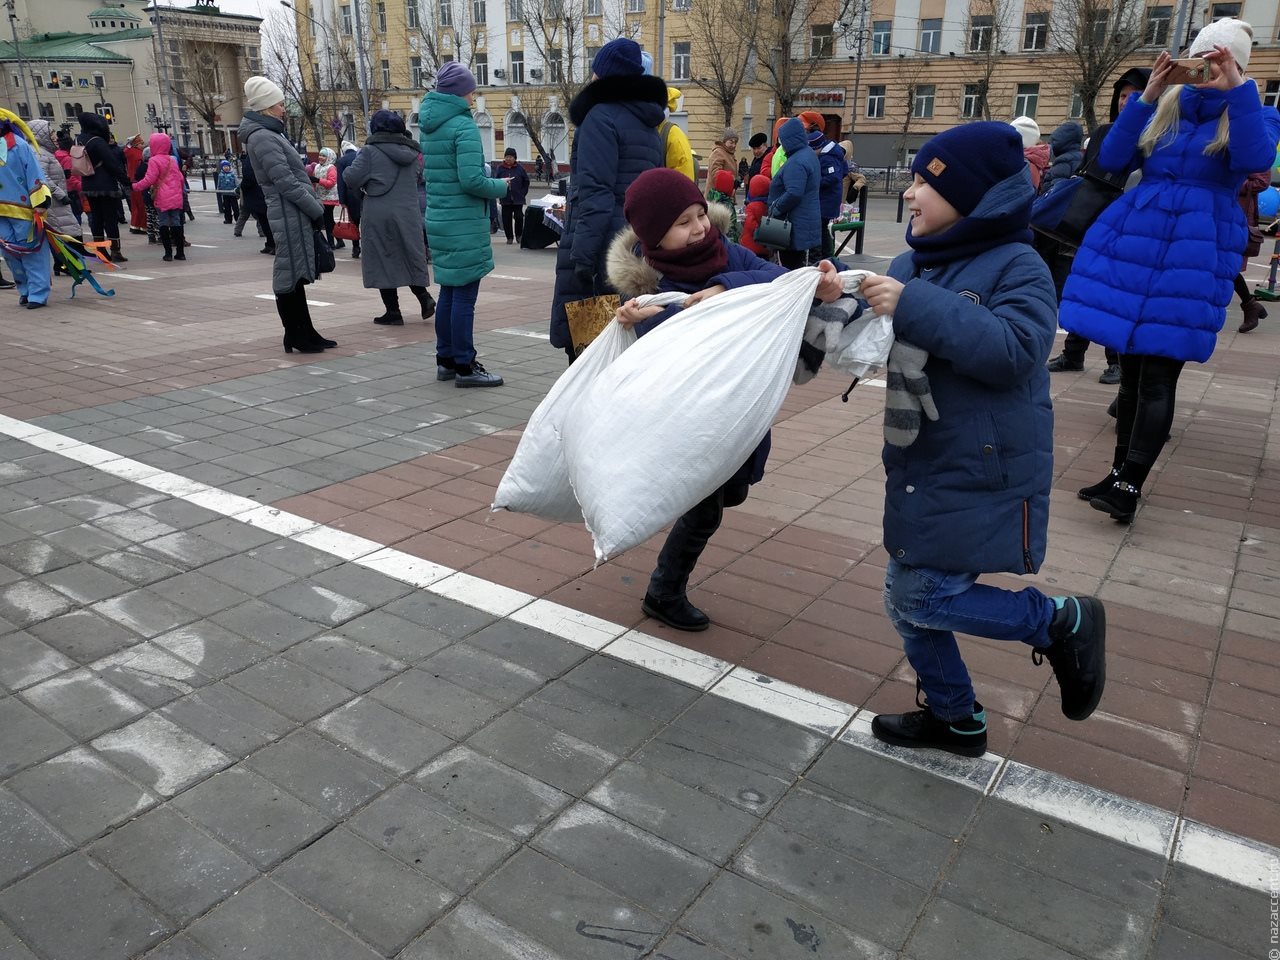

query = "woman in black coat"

[
  {"left": 77, "top": 112, "right": 131, "bottom": 262},
  {"left": 239, "top": 150, "right": 273, "bottom": 254}
]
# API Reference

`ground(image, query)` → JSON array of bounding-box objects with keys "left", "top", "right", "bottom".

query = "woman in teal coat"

[{"left": 419, "top": 62, "right": 510, "bottom": 387}]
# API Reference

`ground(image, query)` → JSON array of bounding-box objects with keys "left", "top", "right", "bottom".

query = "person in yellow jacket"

[{"left": 658, "top": 87, "right": 695, "bottom": 182}]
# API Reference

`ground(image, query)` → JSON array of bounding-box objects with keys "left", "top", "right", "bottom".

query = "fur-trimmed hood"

[
  {"left": 605, "top": 203, "right": 732, "bottom": 299},
  {"left": 569, "top": 73, "right": 668, "bottom": 127}
]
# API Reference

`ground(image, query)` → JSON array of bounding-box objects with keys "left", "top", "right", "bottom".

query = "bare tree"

[
  {"left": 413, "top": 0, "right": 481, "bottom": 80},
  {"left": 174, "top": 40, "right": 232, "bottom": 152},
  {"left": 894, "top": 54, "right": 932, "bottom": 161},
  {"left": 518, "top": 0, "right": 587, "bottom": 110},
  {"left": 1048, "top": 0, "right": 1147, "bottom": 132},
  {"left": 964, "top": 0, "right": 1016, "bottom": 120},
  {"left": 685, "top": 0, "right": 759, "bottom": 125},
  {"left": 261, "top": 8, "right": 327, "bottom": 145},
  {"left": 511, "top": 84, "right": 553, "bottom": 160},
  {"left": 746, "top": 0, "right": 856, "bottom": 116}
]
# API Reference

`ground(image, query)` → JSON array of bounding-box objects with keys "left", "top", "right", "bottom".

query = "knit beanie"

[
  {"left": 1188, "top": 17, "right": 1253, "bottom": 69},
  {"left": 797, "top": 111, "right": 825, "bottom": 133},
  {"left": 624, "top": 167, "right": 708, "bottom": 252},
  {"left": 244, "top": 76, "right": 285, "bottom": 112},
  {"left": 911, "top": 121, "right": 1027, "bottom": 217},
  {"left": 721, "top": 127, "right": 738, "bottom": 143},
  {"left": 504, "top": 146, "right": 517, "bottom": 158},
  {"left": 712, "top": 170, "right": 734, "bottom": 194},
  {"left": 436, "top": 61, "right": 477, "bottom": 96},
  {"left": 748, "top": 173, "right": 771, "bottom": 200},
  {"left": 749, "top": 132, "right": 767, "bottom": 149},
  {"left": 1010, "top": 116, "right": 1040, "bottom": 148},
  {"left": 592, "top": 38, "right": 644, "bottom": 79}
]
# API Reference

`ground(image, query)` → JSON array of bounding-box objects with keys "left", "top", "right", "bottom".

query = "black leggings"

[
  {"left": 648, "top": 480, "right": 750, "bottom": 600},
  {"left": 379, "top": 286, "right": 433, "bottom": 314},
  {"left": 322, "top": 206, "right": 336, "bottom": 245},
  {"left": 1115, "top": 354, "right": 1184, "bottom": 489},
  {"left": 86, "top": 195, "right": 121, "bottom": 241},
  {"left": 779, "top": 247, "right": 822, "bottom": 269}
]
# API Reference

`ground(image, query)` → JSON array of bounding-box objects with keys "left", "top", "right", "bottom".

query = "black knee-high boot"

[
  {"left": 174, "top": 226, "right": 186, "bottom": 260},
  {"left": 160, "top": 226, "right": 172, "bottom": 261}
]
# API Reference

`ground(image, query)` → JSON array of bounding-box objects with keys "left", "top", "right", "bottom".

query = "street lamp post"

[{"left": 349, "top": 0, "right": 370, "bottom": 128}]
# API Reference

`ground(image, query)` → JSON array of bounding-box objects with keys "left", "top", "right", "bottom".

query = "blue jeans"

[
  {"left": 434, "top": 280, "right": 481, "bottom": 367},
  {"left": 883, "top": 559, "right": 1055, "bottom": 721}
]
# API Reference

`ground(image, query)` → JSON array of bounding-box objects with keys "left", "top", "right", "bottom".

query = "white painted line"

[
  {"left": 489, "top": 274, "right": 533, "bottom": 281},
  {"left": 97, "top": 458, "right": 166, "bottom": 482},
  {"left": 254, "top": 294, "right": 334, "bottom": 307},
  {"left": 21, "top": 432, "right": 82, "bottom": 453},
  {"left": 493, "top": 326, "right": 552, "bottom": 340},
  {"left": 1175, "top": 820, "right": 1278, "bottom": 893},
  {"left": 236, "top": 505, "right": 319, "bottom": 537},
  {"left": 292, "top": 526, "right": 384, "bottom": 561},
  {"left": 188, "top": 244, "right": 218, "bottom": 249},
  {"left": 711, "top": 669, "right": 855, "bottom": 736},
  {"left": 509, "top": 599, "right": 624, "bottom": 650},
  {"left": 185, "top": 489, "right": 262, "bottom": 516},
  {"left": 359, "top": 548, "right": 455, "bottom": 589},
  {"left": 109, "top": 272, "right": 155, "bottom": 281},
  {"left": 56, "top": 444, "right": 119, "bottom": 466},
  {"left": 841, "top": 713, "right": 1001, "bottom": 793},
  {"left": 605, "top": 630, "right": 731, "bottom": 690},
  {"left": 0, "top": 415, "right": 45, "bottom": 439},
  {"left": 429, "top": 572, "right": 535, "bottom": 617},
  {"left": 992, "top": 761, "right": 1176, "bottom": 857},
  {"left": 136, "top": 473, "right": 210, "bottom": 498}
]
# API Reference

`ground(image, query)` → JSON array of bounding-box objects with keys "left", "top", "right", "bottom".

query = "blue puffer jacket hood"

[
  {"left": 766, "top": 118, "right": 822, "bottom": 250},
  {"left": 778, "top": 117, "right": 808, "bottom": 154},
  {"left": 1049, "top": 121, "right": 1083, "bottom": 155}
]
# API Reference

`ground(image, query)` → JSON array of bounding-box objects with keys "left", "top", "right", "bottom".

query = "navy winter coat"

[
  {"left": 883, "top": 172, "right": 1058, "bottom": 576},
  {"left": 767, "top": 118, "right": 822, "bottom": 251},
  {"left": 1061, "top": 81, "right": 1280, "bottom": 363},
  {"left": 335, "top": 143, "right": 362, "bottom": 222},
  {"left": 498, "top": 161, "right": 530, "bottom": 206},
  {"left": 1040, "top": 121, "right": 1083, "bottom": 193},
  {"left": 813, "top": 135, "right": 848, "bottom": 220},
  {"left": 549, "top": 74, "right": 668, "bottom": 350}
]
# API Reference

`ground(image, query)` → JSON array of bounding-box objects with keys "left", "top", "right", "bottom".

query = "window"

[
  {"left": 672, "top": 41, "right": 690, "bottom": 79},
  {"left": 406, "top": 0, "right": 418, "bottom": 29},
  {"left": 506, "top": 0, "right": 520, "bottom": 18},
  {"left": 673, "top": 0, "right": 690, "bottom": 8},
  {"left": 871, "top": 20, "right": 890, "bottom": 54},
  {"left": 912, "top": 84, "right": 935, "bottom": 118},
  {"left": 510, "top": 49, "right": 524, "bottom": 82},
  {"left": 440, "top": 0, "right": 452, "bottom": 25},
  {"left": 586, "top": 0, "right": 600, "bottom": 11},
  {"left": 474, "top": 52, "right": 489, "bottom": 84},
  {"left": 16, "top": 102, "right": 29, "bottom": 119},
  {"left": 47, "top": 70, "right": 60, "bottom": 88},
  {"left": 39, "top": 102, "right": 54, "bottom": 119},
  {"left": 376, "top": 2, "right": 386, "bottom": 30},
  {"left": 810, "top": 23, "right": 834, "bottom": 58},
  {"left": 866, "top": 84, "right": 885, "bottom": 119},
  {"left": 1014, "top": 82, "right": 1039, "bottom": 117},
  {"left": 64, "top": 102, "right": 77, "bottom": 118},
  {"left": 411, "top": 55, "right": 425, "bottom": 86},
  {"left": 626, "top": 0, "right": 644, "bottom": 11},
  {"left": 549, "top": 48, "right": 563, "bottom": 81},
  {"left": 473, "top": 0, "right": 486, "bottom": 21},
  {"left": 247, "top": 45, "right": 260, "bottom": 72},
  {"left": 969, "top": 14, "right": 992, "bottom": 51},
  {"left": 1089, "top": 9, "right": 1108, "bottom": 46},
  {"left": 961, "top": 83, "right": 985, "bottom": 117},
  {"left": 1069, "top": 85, "right": 1084, "bottom": 117},
  {"left": 312, "top": 61, "right": 321, "bottom": 85},
  {"left": 381, "top": 59, "right": 390, "bottom": 87},
  {"left": 1264, "top": 79, "right": 1280, "bottom": 108},
  {"left": 1210, "top": 2, "right": 1240, "bottom": 18},
  {"left": 1023, "top": 11, "right": 1047, "bottom": 50},
  {"left": 585, "top": 45, "right": 601, "bottom": 65},
  {"left": 919, "top": 18, "right": 940, "bottom": 53},
  {"left": 1145, "top": 5, "right": 1170, "bottom": 44},
  {"left": 340, "top": 4, "right": 352, "bottom": 33}
]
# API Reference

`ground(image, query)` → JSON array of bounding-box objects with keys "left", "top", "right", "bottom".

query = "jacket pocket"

[{"left": 978, "top": 412, "right": 1009, "bottom": 491}]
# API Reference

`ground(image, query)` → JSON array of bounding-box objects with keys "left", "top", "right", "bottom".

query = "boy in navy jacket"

[{"left": 859, "top": 122, "right": 1107, "bottom": 757}]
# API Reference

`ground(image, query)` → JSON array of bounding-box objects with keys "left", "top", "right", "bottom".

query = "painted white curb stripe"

[
  {"left": 0, "top": 410, "right": 1275, "bottom": 893},
  {"left": 493, "top": 326, "right": 552, "bottom": 341},
  {"left": 254, "top": 294, "right": 334, "bottom": 307}
]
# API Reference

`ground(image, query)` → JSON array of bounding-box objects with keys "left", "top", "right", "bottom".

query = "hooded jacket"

[
  {"left": 1040, "top": 121, "right": 1084, "bottom": 193},
  {"left": 705, "top": 136, "right": 737, "bottom": 194},
  {"left": 661, "top": 87, "right": 695, "bottom": 182},
  {"left": 549, "top": 73, "right": 667, "bottom": 349},
  {"left": 1023, "top": 142, "right": 1051, "bottom": 191},
  {"left": 766, "top": 118, "right": 822, "bottom": 250},
  {"left": 132, "top": 132, "right": 184, "bottom": 211},
  {"left": 335, "top": 140, "right": 361, "bottom": 216},
  {"left": 314, "top": 148, "right": 339, "bottom": 204},
  {"left": 812, "top": 133, "right": 848, "bottom": 220},
  {"left": 27, "top": 119, "right": 79, "bottom": 236},
  {"left": 1061, "top": 80, "right": 1280, "bottom": 363},
  {"left": 76, "top": 112, "right": 127, "bottom": 197},
  {"left": 740, "top": 173, "right": 772, "bottom": 256},
  {"left": 344, "top": 132, "right": 428, "bottom": 290},
  {"left": 883, "top": 169, "right": 1057, "bottom": 575},
  {"left": 419, "top": 91, "right": 509, "bottom": 286}
]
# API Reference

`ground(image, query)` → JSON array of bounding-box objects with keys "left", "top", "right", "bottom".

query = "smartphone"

[{"left": 1168, "top": 57, "right": 1212, "bottom": 84}]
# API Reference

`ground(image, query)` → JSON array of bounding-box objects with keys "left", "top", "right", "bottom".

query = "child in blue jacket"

[
  {"left": 859, "top": 122, "right": 1106, "bottom": 757},
  {"left": 216, "top": 159, "right": 240, "bottom": 225},
  {"left": 606, "top": 167, "right": 845, "bottom": 631}
]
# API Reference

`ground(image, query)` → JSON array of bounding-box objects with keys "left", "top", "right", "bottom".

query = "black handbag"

[
  {"left": 313, "top": 229, "right": 335, "bottom": 275},
  {"left": 1030, "top": 153, "right": 1124, "bottom": 248},
  {"left": 754, "top": 214, "right": 793, "bottom": 250}
]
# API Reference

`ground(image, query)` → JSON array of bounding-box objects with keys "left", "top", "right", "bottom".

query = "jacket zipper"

[{"left": 1022, "top": 499, "right": 1034, "bottom": 573}]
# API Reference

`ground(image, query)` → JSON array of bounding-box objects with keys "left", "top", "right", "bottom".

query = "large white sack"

[
  {"left": 562, "top": 267, "right": 823, "bottom": 562},
  {"left": 492, "top": 292, "right": 686, "bottom": 522}
]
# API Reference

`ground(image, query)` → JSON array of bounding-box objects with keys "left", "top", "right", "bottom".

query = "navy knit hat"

[
  {"left": 592, "top": 38, "right": 644, "bottom": 78},
  {"left": 911, "top": 121, "right": 1027, "bottom": 217},
  {"left": 436, "top": 61, "right": 477, "bottom": 97},
  {"left": 624, "top": 167, "right": 707, "bottom": 252}
]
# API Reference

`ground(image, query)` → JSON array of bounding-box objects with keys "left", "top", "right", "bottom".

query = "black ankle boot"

[
  {"left": 374, "top": 311, "right": 404, "bottom": 326},
  {"left": 1089, "top": 480, "right": 1139, "bottom": 523},
  {"left": 1035, "top": 596, "right": 1106, "bottom": 721},
  {"left": 418, "top": 293, "right": 436, "bottom": 320},
  {"left": 174, "top": 227, "right": 186, "bottom": 260},
  {"left": 1077, "top": 469, "right": 1120, "bottom": 501},
  {"left": 160, "top": 227, "right": 172, "bottom": 261},
  {"left": 641, "top": 593, "right": 710, "bottom": 631}
]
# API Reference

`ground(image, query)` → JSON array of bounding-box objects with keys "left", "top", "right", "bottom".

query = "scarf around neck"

[
  {"left": 642, "top": 226, "right": 731, "bottom": 287},
  {"left": 906, "top": 207, "right": 1033, "bottom": 269}
]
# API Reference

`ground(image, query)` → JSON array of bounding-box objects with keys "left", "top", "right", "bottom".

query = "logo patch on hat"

[{"left": 927, "top": 157, "right": 947, "bottom": 176}]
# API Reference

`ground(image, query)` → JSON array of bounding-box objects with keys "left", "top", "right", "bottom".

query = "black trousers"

[
  {"left": 501, "top": 204, "right": 524, "bottom": 241},
  {"left": 221, "top": 196, "right": 240, "bottom": 222},
  {"left": 1115, "top": 354, "right": 1184, "bottom": 488},
  {"left": 779, "top": 246, "right": 822, "bottom": 269},
  {"left": 1062, "top": 331, "right": 1119, "bottom": 366},
  {"left": 86, "top": 195, "right": 121, "bottom": 241},
  {"left": 647, "top": 481, "right": 749, "bottom": 600}
]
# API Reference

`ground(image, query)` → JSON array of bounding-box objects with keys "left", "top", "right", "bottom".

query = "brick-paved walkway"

[{"left": 0, "top": 190, "right": 1275, "bottom": 958}]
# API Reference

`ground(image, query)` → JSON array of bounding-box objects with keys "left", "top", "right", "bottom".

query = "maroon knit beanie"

[{"left": 624, "top": 168, "right": 708, "bottom": 252}]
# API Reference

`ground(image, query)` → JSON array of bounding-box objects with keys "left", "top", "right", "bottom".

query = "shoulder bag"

[{"left": 754, "top": 214, "right": 793, "bottom": 251}]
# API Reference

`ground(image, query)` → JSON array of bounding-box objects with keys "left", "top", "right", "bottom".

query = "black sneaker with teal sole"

[
  {"left": 1036, "top": 595, "right": 1106, "bottom": 721},
  {"left": 871, "top": 702, "right": 988, "bottom": 758}
]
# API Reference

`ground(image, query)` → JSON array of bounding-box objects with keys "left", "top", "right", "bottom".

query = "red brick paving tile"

[
  {"left": 1200, "top": 709, "right": 1280, "bottom": 763},
  {"left": 741, "top": 643, "right": 880, "bottom": 705},
  {"left": 1028, "top": 697, "right": 1194, "bottom": 773},
  {"left": 500, "top": 539, "right": 594, "bottom": 578},
  {"left": 1104, "top": 653, "right": 1211, "bottom": 704},
  {"left": 431, "top": 445, "right": 509, "bottom": 469},
  {"left": 347, "top": 473, "right": 426, "bottom": 500},
  {"left": 380, "top": 463, "right": 455, "bottom": 488},
  {"left": 699, "top": 524, "right": 773, "bottom": 554},
  {"left": 328, "top": 511, "right": 416, "bottom": 545},
  {"left": 273, "top": 495, "right": 353, "bottom": 525},
  {"left": 545, "top": 581, "right": 648, "bottom": 629},
  {"left": 401, "top": 488, "right": 491, "bottom": 519},
  {"left": 958, "top": 639, "right": 1054, "bottom": 688},
  {"left": 1217, "top": 630, "right": 1278, "bottom": 667},
  {"left": 396, "top": 531, "right": 490, "bottom": 571},
  {"left": 1193, "top": 741, "right": 1280, "bottom": 800},
  {"left": 465, "top": 554, "right": 573, "bottom": 596},
  {"left": 725, "top": 553, "right": 838, "bottom": 595},
  {"left": 699, "top": 571, "right": 817, "bottom": 618},
  {"left": 531, "top": 522, "right": 597, "bottom": 555},
  {"left": 1215, "top": 654, "right": 1280, "bottom": 696},
  {"left": 312, "top": 483, "right": 391, "bottom": 511},
  {"left": 430, "top": 518, "right": 524, "bottom": 553},
  {"left": 1010, "top": 725, "right": 1187, "bottom": 811},
  {"left": 465, "top": 508, "right": 558, "bottom": 539},
  {"left": 741, "top": 538, "right": 859, "bottom": 579},
  {"left": 797, "top": 597, "right": 904, "bottom": 649},
  {"left": 769, "top": 620, "right": 904, "bottom": 675},
  {"left": 407, "top": 454, "right": 483, "bottom": 477},
  {"left": 690, "top": 595, "right": 792, "bottom": 640},
  {"left": 1209, "top": 680, "right": 1280, "bottom": 726},
  {"left": 653, "top": 623, "right": 762, "bottom": 664},
  {"left": 574, "top": 561, "right": 648, "bottom": 598},
  {"left": 1107, "top": 629, "right": 1215, "bottom": 678},
  {"left": 1102, "top": 600, "right": 1224, "bottom": 647},
  {"left": 719, "top": 510, "right": 785, "bottom": 537},
  {"left": 368, "top": 499, "right": 456, "bottom": 533},
  {"left": 607, "top": 545, "right": 663, "bottom": 578},
  {"left": 1184, "top": 779, "right": 1280, "bottom": 847},
  {"left": 888, "top": 661, "right": 1041, "bottom": 721},
  {"left": 434, "top": 475, "right": 501, "bottom": 505}
]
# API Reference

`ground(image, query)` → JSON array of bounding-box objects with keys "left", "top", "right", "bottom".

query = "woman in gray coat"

[
  {"left": 28, "top": 120, "right": 81, "bottom": 277},
  {"left": 237, "top": 76, "right": 335, "bottom": 354},
  {"left": 343, "top": 110, "right": 435, "bottom": 325}
]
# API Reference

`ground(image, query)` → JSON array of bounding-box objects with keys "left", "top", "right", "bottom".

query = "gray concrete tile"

[
  {"left": 274, "top": 827, "right": 454, "bottom": 954},
  {"left": 48, "top": 495, "right": 128, "bottom": 522},
  {"left": 0, "top": 853, "right": 170, "bottom": 960},
  {"left": 587, "top": 761, "right": 759, "bottom": 865},
  {"left": 247, "top": 540, "right": 342, "bottom": 577},
  {"left": 0, "top": 788, "right": 72, "bottom": 888},
  {"left": 36, "top": 562, "right": 134, "bottom": 604},
  {"left": 0, "top": 696, "right": 75, "bottom": 775},
  {"left": 334, "top": 610, "right": 453, "bottom": 663},
  {"left": 941, "top": 846, "right": 1152, "bottom": 958},
  {"left": 45, "top": 523, "right": 133, "bottom": 560},
  {"left": 460, "top": 619, "right": 590, "bottom": 677},
  {"left": 185, "top": 879, "right": 383, "bottom": 960},
  {"left": 908, "top": 897, "right": 1110, "bottom": 960},
  {"left": 398, "top": 902, "right": 575, "bottom": 960},
  {"left": 28, "top": 609, "right": 141, "bottom": 664},
  {"left": 227, "top": 658, "right": 354, "bottom": 722},
  {"left": 93, "top": 510, "right": 181, "bottom": 544},
  {"left": 139, "top": 500, "right": 224, "bottom": 530},
  {"left": 244, "top": 729, "right": 391, "bottom": 817},
  {"left": 92, "top": 713, "right": 231, "bottom": 796},
  {"left": 683, "top": 871, "right": 895, "bottom": 960},
  {"left": 370, "top": 668, "right": 505, "bottom": 739},
  {"left": 139, "top": 934, "right": 217, "bottom": 960},
  {"left": 348, "top": 784, "right": 518, "bottom": 894},
  {"left": 92, "top": 588, "right": 199, "bottom": 640},
  {"left": 7, "top": 747, "right": 156, "bottom": 842},
  {"left": 0, "top": 630, "right": 74, "bottom": 692},
  {"left": 90, "top": 643, "right": 205, "bottom": 707},
  {"left": 634, "top": 726, "right": 796, "bottom": 815},
  {"left": 313, "top": 695, "right": 452, "bottom": 775},
  {"left": 90, "top": 805, "right": 256, "bottom": 921},
  {"left": 4, "top": 504, "right": 81, "bottom": 536},
  {"left": 414, "top": 746, "right": 570, "bottom": 838},
  {"left": 1160, "top": 865, "right": 1266, "bottom": 956},
  {"left": 517, "top": 681, "right": 665, "bottom": 756},
  {"left": 468, "top": 710, "right": 617, "bottom": 796},
  {"left": 90, "top": 549, "right": 185, "bottom": 586},
  {"left": 138, "top": 531, "right": 237, "bottom": 567},
  {"left": 383, "top": 592, "right": 497, "bottom": 638},
  {"left": 210, "top": 599, "right": 325, "bottom": 652},
  {"left": 1150, "top": 923, "right": 1252, "bottom": 960},
  {"left": 149, "top": 572, "right": 253, "bottom": 618},
  {"left": 562, "top": 655, "right": 701, "bottom": 721},
  {"left": 221, "top": 478, "right": 300, "bottom": 504},
  {"left": 259, "top": 581, "right": 370, "bottom": 627},
  {"left": 311, "top": 563, "right": 414, "bottom": 607},
  {"left": 187, "top": 519, "right": 277, "bottom": 553},
  {"left": 0, "top": 580, "right": 76, "bottom": 627},
  {"left": 535, "top": 802, "right": 716, "bottom": 919},
  {"left": 650, "top": 930, "right": 738, "bottom": 960},
  {"left": 172, "top": 766, "right": 329, "bottom": 869},
  {"left": 160, "top": 685, "right": 295, "bottom": 758},
  {"left": 200, "top": 555, "right": 297, "bottom": 597},
  {"left": 151, "top": 622, "right": 272, "bottom": 679},
  {"left": 472, "top": 848, "right": 666, "bottom": 960},
  {"left": 284, "top": 635, "right": 405, "bottom": 692},
  {"left": 20, "top": 669, "right": 147, "bottom": 740},
  {"left": 0, "top": 921, "right": 41, "bottom": 960},
  {"left": 422, "top": 643, "right": 548, "bottom": 705}
]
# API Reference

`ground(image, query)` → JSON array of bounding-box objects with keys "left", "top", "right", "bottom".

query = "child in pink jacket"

[{"left": 132, "top": 132, "right": 187, "bottom": 262}]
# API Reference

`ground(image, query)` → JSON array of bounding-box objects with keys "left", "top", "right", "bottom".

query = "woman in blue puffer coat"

[{"left": 1060, "top": 19, "right": 1280, "bottom": 524}]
